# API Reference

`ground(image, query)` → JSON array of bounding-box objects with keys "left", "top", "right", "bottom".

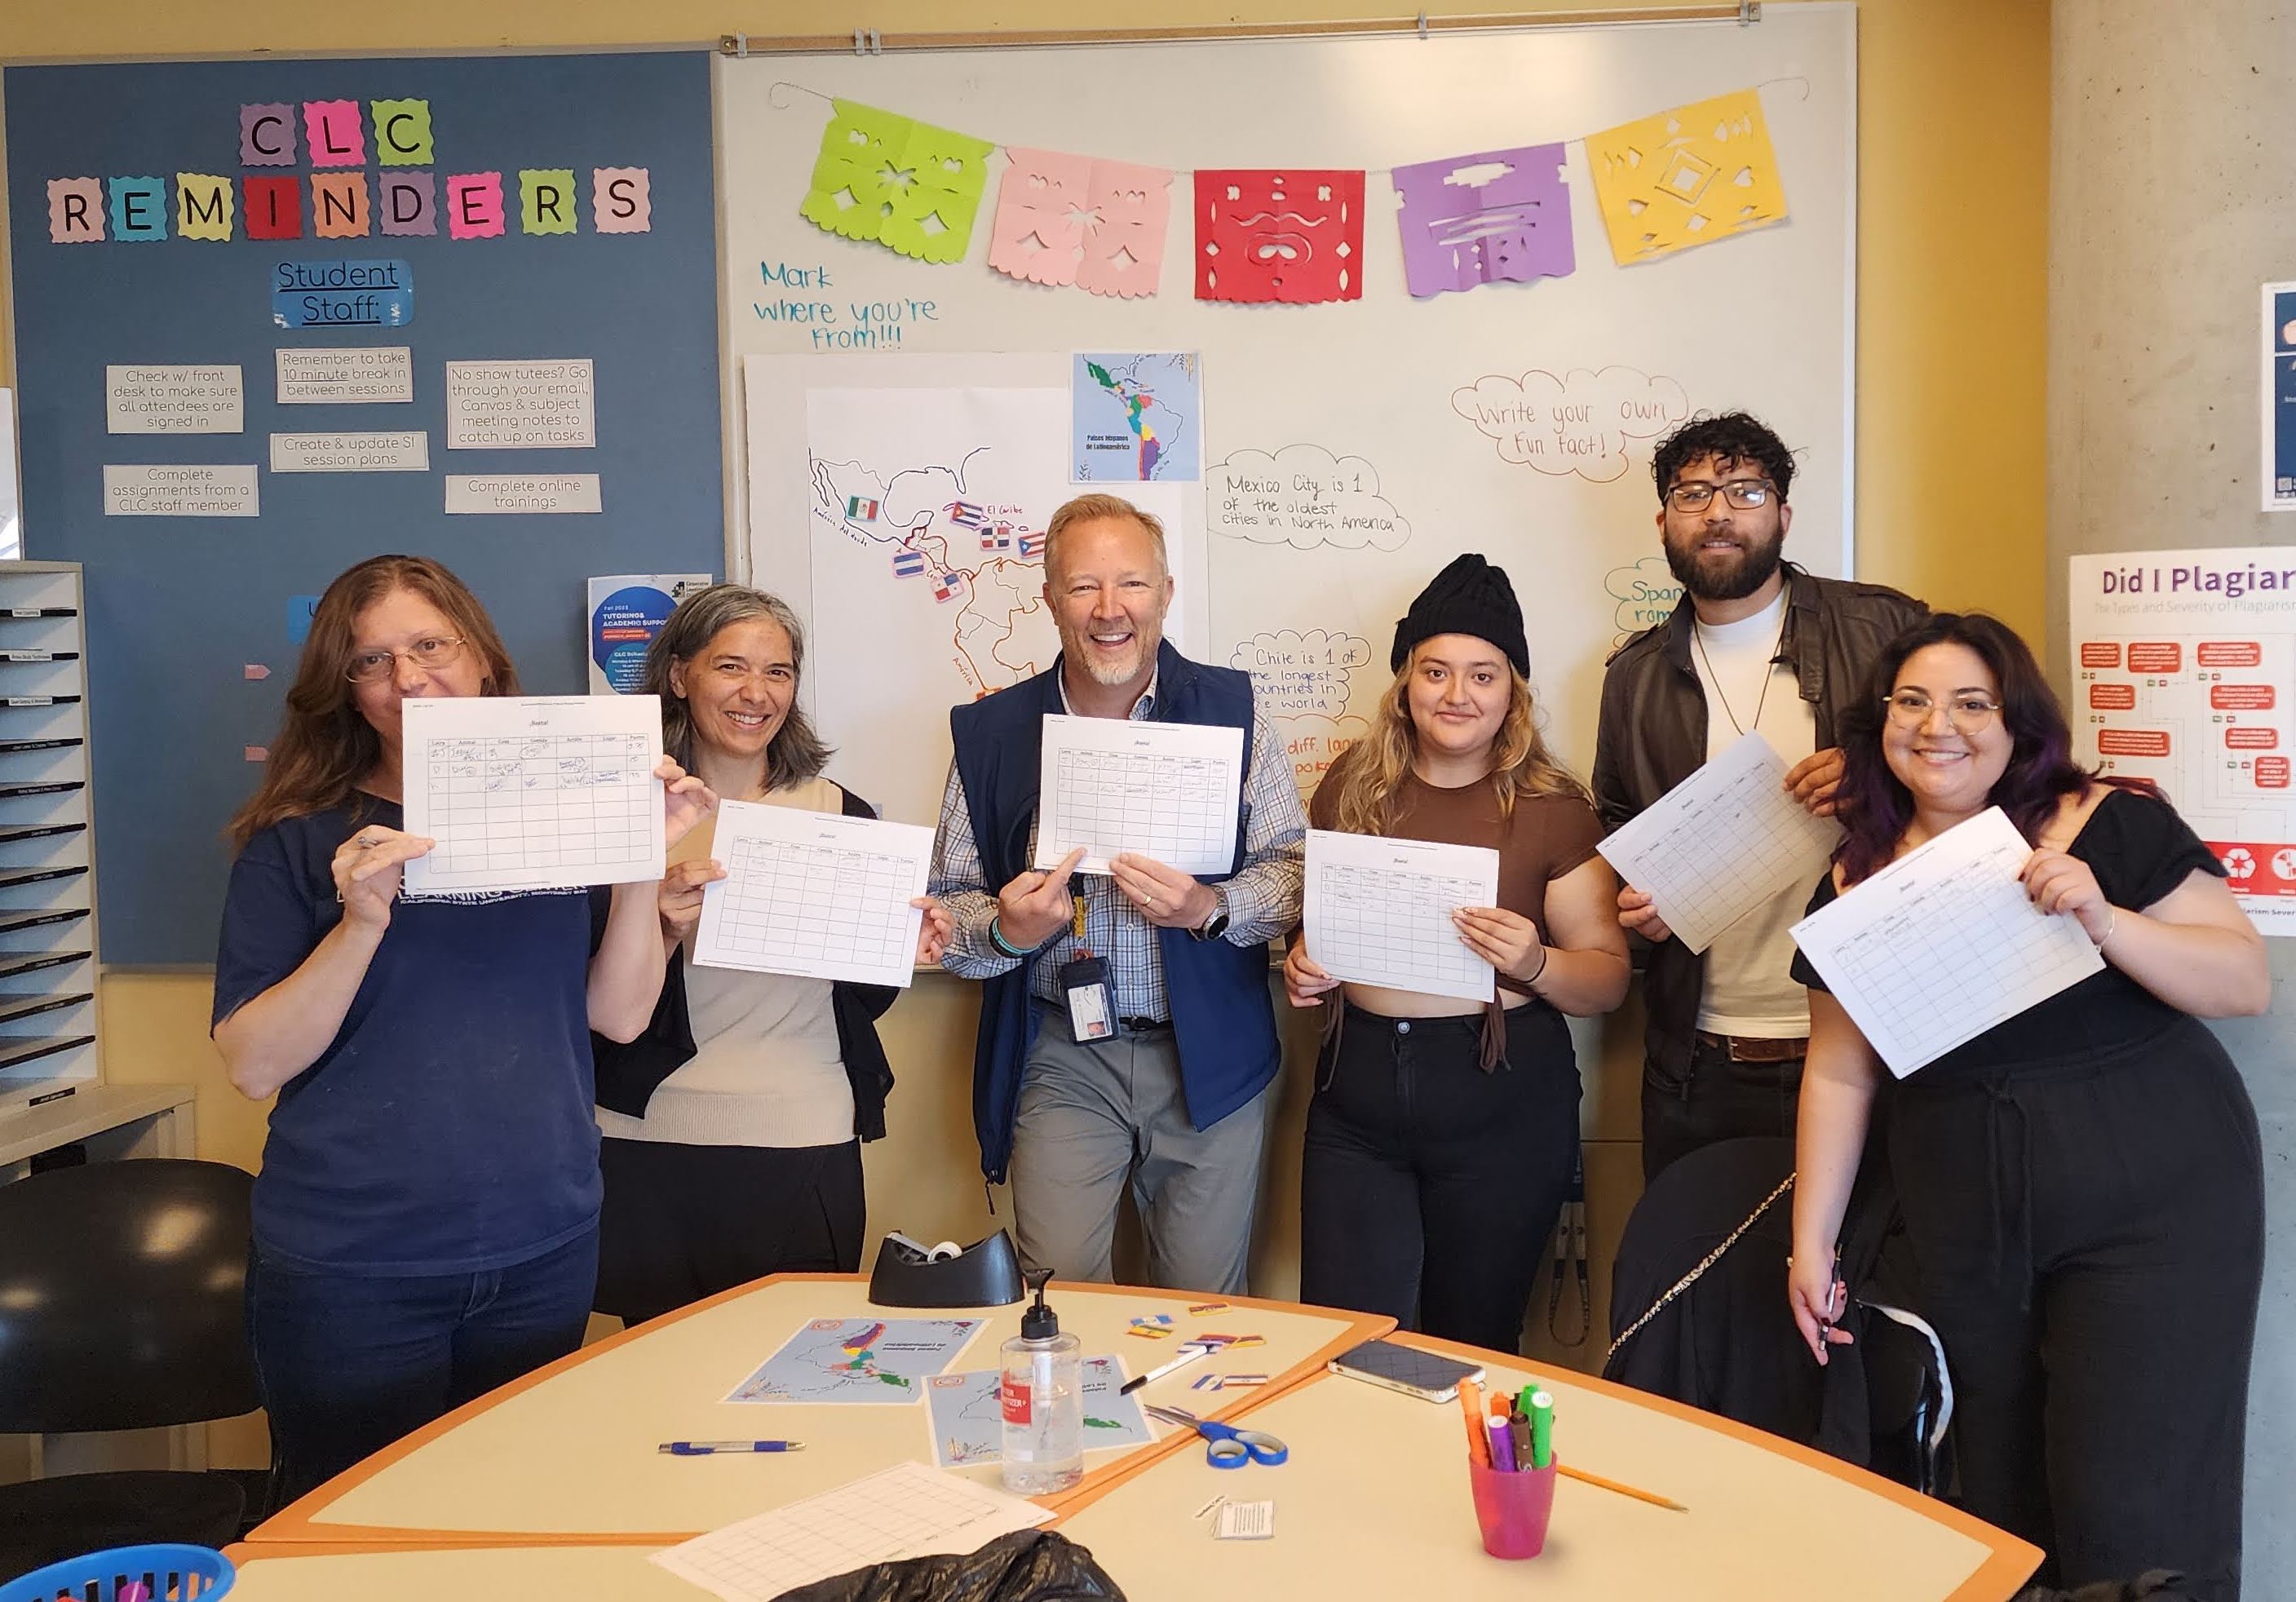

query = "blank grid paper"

[
  {"left": 1789, "top": 807, "right": 2104, "bottom": 1076},
  {"left": 1305, "top": 830, "right": 1501, "bottom": 1003},
  {"left": 651, "top": 1461, "right": 1053, "bottom": 1602},
  {"left": 692, "top": 801, "right": 931, "bottom": 988},
  {"left": 402, "top": 695, "right": 665, "bottom": 896},
  {"left": 1034, "top": 714, "right": 1244, "bottom": 876},
  {"left": 1595, "top": 731, "right": 1843, "bottom": 955}
]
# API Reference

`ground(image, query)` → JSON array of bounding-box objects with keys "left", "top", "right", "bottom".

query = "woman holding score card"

[
  {"left": 1286, "top": 556, "right": 1629, "bottom": 1351},
  {"left": 1788, "top": 614, "right": 2267, "bottom": 1600},
  {"left": 214, "top": 555, "right": 714, "bottom": 1503},
  {"left": 591, "top": 585, "right": 952, "bottom": 1325}
]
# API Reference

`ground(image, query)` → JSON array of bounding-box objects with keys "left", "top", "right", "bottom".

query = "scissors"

[{"left": 1144, "top": 1404, "right": 1290, "bottom": 1469}]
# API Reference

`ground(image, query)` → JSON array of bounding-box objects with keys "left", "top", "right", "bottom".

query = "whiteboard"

[{"left": 719, "top": 8, "right": 1855, "bottom": 816}]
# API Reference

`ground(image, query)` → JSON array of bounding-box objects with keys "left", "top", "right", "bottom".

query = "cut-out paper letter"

[
  {"left": 520, "top": 169, "right": 577, "bottom": 236},
  {"left": 48, "top": 178, "right": 104, "bottom": 242},
  {"left": 379, "top": 172, "right": 437, "bottom": 237},
  {"left": 799, "top": 100, "right": 993, "bottom": 264},
  {"left": 989, "top": 148, "right": 1171, "bottom": 298},
  {"left": 244, "top": 176, "right": 303, "bottom": 240},
  {"left": 303, "top": 100, "right": 365, "bottom": 167},
  {"left": 371, "top": 99, "right": 432, "bottom": 166},
  {"left": 445, "top": 172, "right": 506, "bottom": 240},
  {"left": 591, "top": 167, "right": 651, "bottom": 233},
  {"left": 1391, "top": 143, "right": 1573, "bottom": 298},
  {"left": 312, "top": 171, "right": 370, "bottom": 238},
  {"left": 175, "top": 173, "right": 235, "bottom": 241},
  {"left": 1194, "top": 170, "right": 1364, "bottom": 303},
  {"left": 108, "top": 177, "right": 167, "bottom": 242},
  {"left": 1585, "top": 87, "right": 1788, "bottom": 265},
  {"left": 241, "top": 103, "right": 296, "bottom": 166}
]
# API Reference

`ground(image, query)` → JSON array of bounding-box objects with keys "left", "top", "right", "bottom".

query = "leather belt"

[
  {"left": 1697, "top": 1030, "right": 1808, "bottom": 1064},
  {"left": 1121, "top": 1016, "right": 1173, "bottom": 1033}
]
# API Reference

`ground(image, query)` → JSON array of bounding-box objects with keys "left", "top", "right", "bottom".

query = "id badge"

[{"left": 1059, "top": 954, "right": 1121, "bottom": 1043}]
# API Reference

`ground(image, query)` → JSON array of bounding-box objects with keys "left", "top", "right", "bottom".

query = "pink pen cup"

[{"left": 1468, "top": 1453, "right": 1558, "bottom": 1559}]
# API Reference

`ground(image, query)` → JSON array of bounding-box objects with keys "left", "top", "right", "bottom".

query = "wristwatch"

[{"left": 1190, "top": 894, "right": 1231, "bottom": 943}]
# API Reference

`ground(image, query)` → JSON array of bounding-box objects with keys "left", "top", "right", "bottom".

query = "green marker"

[{"left": 1528, "top": 1389, "right": 1555, "bottom": 1470}]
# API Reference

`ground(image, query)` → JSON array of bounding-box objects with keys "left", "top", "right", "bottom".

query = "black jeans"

[
  {"left": 1299, "top": 1002, "right": 1580, "bottom": 1354},
  {"left": 1640, "top": 1034, "right": 1805, "bottom": 1183},
  {"left": 595, "top": 1138, "right": 865, "bottom": 1325}
]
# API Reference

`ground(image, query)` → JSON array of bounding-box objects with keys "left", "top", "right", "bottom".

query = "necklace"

[{"left": 1693, "top": 614, "right": 1785, "bottom": 738}]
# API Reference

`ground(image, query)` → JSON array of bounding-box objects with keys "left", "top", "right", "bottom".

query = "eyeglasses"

[
  {"left": 1882, "top": 690, "right": 2003, "bottom": 732},
  {"left": 1664, "top": 478, "right": 1777, "bottom": 512},
  {"left": 347, "top": 635, "right": 467, "bottom": 684}
]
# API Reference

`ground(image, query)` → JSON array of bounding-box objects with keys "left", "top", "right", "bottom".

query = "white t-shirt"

[{"left": 1688, "top": 591, "right": 1819, "bottom": 1038}]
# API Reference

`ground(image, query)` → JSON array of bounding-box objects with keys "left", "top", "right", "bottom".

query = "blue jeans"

[{"left": 247, "top": 1226, "right": 598, "bottom": 1506}]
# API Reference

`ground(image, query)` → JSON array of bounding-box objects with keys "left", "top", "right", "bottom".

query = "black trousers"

[
  {"left": 1893, "top": 1019, "right": 2263, "bottom": 1600},
  {"left": 1299, "top": 1002, "right": 1580, "bottom": 1354},
  {"left": 1641, "top": 1034, "right": 1805, "bottom": 1183},
  {"left": 595, "top": 1137, "right": 865, "bottom": 1325}
]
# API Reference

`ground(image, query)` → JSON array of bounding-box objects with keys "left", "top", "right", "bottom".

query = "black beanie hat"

[{"left": 1390, "top": 553, "right": 1528, "bottom": 678}]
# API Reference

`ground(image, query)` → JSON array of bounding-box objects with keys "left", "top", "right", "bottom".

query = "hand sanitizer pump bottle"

[{"left": 999, "top": 1268, "right": 1082, "bottom": 1494}]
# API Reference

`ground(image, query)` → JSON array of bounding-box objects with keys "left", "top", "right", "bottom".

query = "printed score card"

[
  {"left": 693, "top": 801, "right": 932, "bottom": 989},
  {"left": 1596, "top": 731, "right": 1844, "bottom": 954},
  {"left": 1304, "top": 830, "right": 1502, "bottom": 1003},
  {"left": 1034, "top": 713, "right": 1245, "bottom": 877},
  {"left": 401, "top": 694, "right": 665, "bottom": 896},
  {"left": 1789, "top": 807, "right": 2104, "bottom": 1077}
]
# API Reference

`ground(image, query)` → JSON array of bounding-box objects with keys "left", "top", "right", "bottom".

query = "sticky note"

[
  {"left": 243, "top": 664, "right": 270, "bottom": 680},
  {"left": 47, "top": 178, "right": 103, "bottom": 242},
  {"left": 1585, "top": 88, "right": 1789, "bottom": 264},
  {"left": 1391, "top": 143, "right": 1574, "bottom": 298},
  {"left": 989, "top": 148, "right": 1172, "bottom": 299},
  {"left": 243, "top": 746, "right": 268, "bottom": 762},
  {"left": 287, "top": 595, "right": 320, "bottom": 644},
  {"left": 1195, "top": 170, "right": 1364, "bottom": 303},
  {"left": 303, "top": 100, "right": 365, "bottom": 167},
  {"left": 592, "top": 166, "right": 651, "bottom": 233},
  {"left": 371, "top": 99, "right": 432, "bottom": 166},
  {"left": 800, "top": 100, "right": 993, "bottom": 264},
  {"left": 174, "top": 174, "right": 235, "bottom": 240},
  {"left": 520, "top": 169, "right": 577, "bottom": 236},
  {"left": 312, "top": 172, "right": 370, "bottom": 238},
  {"left": 378, "top": 172, "right": 437, "bottom": 237},
  {"left": 240, "top": 103, "right": 297, "bottom": 166},
  {"left": 445, "top": 172, "right": 505, "bottom": 240},
  {"left": 244, "top": 176, "right": 303, "bottom": 241},
  {"left": 108, "top": 177, "right": 168, "bottom": 242}
]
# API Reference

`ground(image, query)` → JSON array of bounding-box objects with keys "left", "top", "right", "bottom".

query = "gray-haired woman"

[{"left": 590, "top": 584, "right": 951, "bottom": 1323}]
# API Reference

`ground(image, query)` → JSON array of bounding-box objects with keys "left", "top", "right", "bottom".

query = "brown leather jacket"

[{"left": 1590, "top": 563, "right": 1927, "bottom": 1086}]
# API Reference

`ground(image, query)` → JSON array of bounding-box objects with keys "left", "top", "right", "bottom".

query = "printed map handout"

[
  {"left": 726, "top": 1318, "right": 984, "bottom": 1405},
  {"left": 925, "top": 1355, "right": 1154, "bottom": 1467}
]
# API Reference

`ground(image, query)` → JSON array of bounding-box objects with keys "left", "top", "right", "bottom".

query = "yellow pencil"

[{"left": 1559, "top": 1462, "right": 1688, "bottom": 1513}]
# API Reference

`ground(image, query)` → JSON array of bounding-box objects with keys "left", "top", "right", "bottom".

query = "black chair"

[{"left": 0, "top": 1158, "right": 263, "bottom": 1580}]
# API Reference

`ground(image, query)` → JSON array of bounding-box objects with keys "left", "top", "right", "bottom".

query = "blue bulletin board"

[{"left": 4, "top": 51, "right": 723, "bottom": 964}]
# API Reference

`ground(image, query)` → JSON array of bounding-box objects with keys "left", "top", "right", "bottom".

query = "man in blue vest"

[{"left": 929, "top": 492, "right": 1306, "bottom": 1295}]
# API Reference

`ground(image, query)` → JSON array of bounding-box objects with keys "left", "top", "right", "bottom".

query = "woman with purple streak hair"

[{"left": 1782, "top": 613, "right": 2267, "bottom": 1600}]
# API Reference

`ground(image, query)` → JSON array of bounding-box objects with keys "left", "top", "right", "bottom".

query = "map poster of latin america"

[
  {"left": 726, "top": 1317, "right": 987, "bottom": 1405},
  {"left": 1072, "top": 352, "right": 1202, "bottom": 484}
]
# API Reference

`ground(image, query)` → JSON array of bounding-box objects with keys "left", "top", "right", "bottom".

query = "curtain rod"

[{"left": 720, "top": 3, "right": 1758, "bottom": 57}]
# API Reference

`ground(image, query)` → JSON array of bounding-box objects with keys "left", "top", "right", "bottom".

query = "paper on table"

[
  {"left": 693, "top": 801, "right": 931, "bottom": 989},
  {"left": 1033, "top": 714, "right": 1245, "bottom": 877},
  {"left": 651, "top": 1460, "right": 1052, "bottom": 1602},
  {"left": 1596, "top": 731, "right": 1843, "bottom": 955},
  {"left": 1303, "top": 830, "right": 1501, "bottom": 1004},
  {"left": 926, "top": 1355, "right": 1152, "bottom": 1467},
  {"left": 400, "top": 694, "right": 665, "bottom": 896},
  {"left": 1789, "top": 807, "right": 2104, "bottom": 1077}
]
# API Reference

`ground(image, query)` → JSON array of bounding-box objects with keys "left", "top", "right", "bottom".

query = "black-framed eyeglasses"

[
  {"left": 1664, "top": 478, "right": 1777, "bottom": 512},
  {"left": 347, "top": 635, "right": 467, "bottom": 684},
  {"left": 1882, "top": 689, "right": 2002, "bottom": 732}
]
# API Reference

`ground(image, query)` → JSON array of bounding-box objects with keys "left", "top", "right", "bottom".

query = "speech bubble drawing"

[
  {"left": 1230, "top": 630, "right": 1373, "bottom": 719},
  {"left": 1451, "top": 365, "right": 1690, "bottom": 483},
  {"left": 1604, "top": 555, "right": 1685, "bottom": 648},
  {"left": 1276, "top": 713, "right": 1369, "bottom": 799},
  {"left": 1207, "top": 445, "right": 1410, "bottom": 551}
]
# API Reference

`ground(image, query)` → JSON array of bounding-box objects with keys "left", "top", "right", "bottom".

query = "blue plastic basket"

[{"left": 0, "top": 1545, "right": 233, "bottom": 1602}]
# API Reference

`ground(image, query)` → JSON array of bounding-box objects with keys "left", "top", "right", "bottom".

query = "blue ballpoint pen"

[{"left": 659, "top": 1440, "right": 806, "bottom": 1454}]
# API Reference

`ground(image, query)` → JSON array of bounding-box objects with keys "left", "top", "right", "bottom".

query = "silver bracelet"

[{"left": 2093, "top": 908, "right": 2118, "bottom": 949}]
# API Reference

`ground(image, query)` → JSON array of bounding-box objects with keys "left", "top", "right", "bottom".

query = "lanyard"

[{"left": 1071, "top": 892, "right": 1090, "bottom": 959}]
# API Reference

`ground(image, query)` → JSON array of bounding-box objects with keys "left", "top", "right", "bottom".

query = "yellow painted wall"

[{"left": 8, "top": 0, "right": 2047, "bottom": 1464}]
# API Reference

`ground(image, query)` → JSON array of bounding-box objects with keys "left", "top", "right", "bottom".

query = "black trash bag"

[{"left": 777, "top": 1529, "right": 1126, "bottom": 1602}]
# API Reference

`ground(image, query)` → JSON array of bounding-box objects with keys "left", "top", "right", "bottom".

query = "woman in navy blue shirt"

[{"left": 213, "top": 555, "right": 710, "bottom": 1504}]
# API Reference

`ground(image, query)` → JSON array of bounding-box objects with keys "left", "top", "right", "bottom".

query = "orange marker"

[{"left": 1458, "top": 1377, "right": 1491, "bottom": 1467}]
